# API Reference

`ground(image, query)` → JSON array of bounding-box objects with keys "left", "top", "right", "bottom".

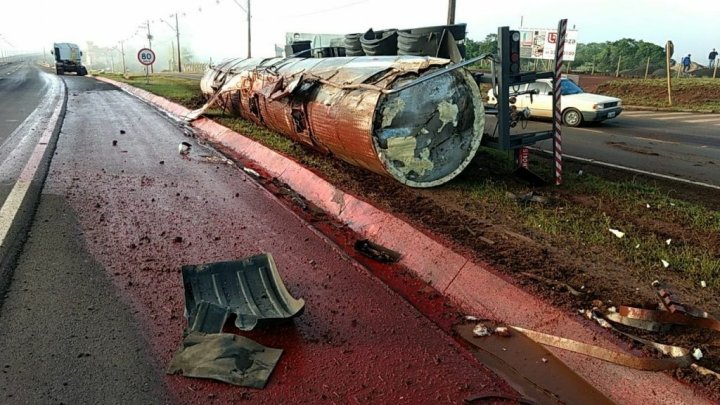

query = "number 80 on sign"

[{"left": 137, "top": 48, "right": 156, "bottom": 66}]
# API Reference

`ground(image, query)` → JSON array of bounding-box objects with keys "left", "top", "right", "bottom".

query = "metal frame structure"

[{"left": 479, "top": 26, "right": 555, "bottom": 151}]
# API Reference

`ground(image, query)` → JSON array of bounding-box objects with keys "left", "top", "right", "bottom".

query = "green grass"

[
  {"left": 104, "top": 74, "right": 720, "bottom": 290},
  {"left": 96, "top": 73, "right": 203, "bottom": 108}
]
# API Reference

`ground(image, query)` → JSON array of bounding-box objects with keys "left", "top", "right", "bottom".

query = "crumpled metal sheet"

[
  {"left": 167, "top": 332, "right": 282, "bottom": 388},
  {"left": 182, "top": 253, "right": 305, "bottom": 332},
  {"left": 196, "top": 55, "right": 485, "bottom": 188}
]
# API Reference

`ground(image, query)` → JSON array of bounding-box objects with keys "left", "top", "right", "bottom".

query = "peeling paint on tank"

[
  {"left": 386, "top": 136, "right": 434, "bottom": 176},
  {"left": 437, "top": 100, "right": 459, "bottom": 133},
  {"left": 381, "top": 98, "right": 406, "bottom": 128}
]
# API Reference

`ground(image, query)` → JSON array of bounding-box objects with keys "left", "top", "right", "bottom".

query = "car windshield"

[{"left": 560, "top": 79, "right": 584, "bottom": 95}]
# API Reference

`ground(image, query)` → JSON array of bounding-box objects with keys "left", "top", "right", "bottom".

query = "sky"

[{"left": 1, "top": 0, "right": 718, "bottom": 68}]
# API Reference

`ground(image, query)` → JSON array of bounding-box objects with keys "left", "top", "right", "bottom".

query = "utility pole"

[
  {"left": 175, "top": 13, "right": 182, "bottom": 72},
  {"left": 232, "top": 0, "right": 252, "bottom": 57},
  {"left": 119, "top": 40, "right": 126, "bottom": 74},
  {"left": 247, "top": 0, "right": 251, "bottom": 57},
  {"left": 144, "top": 20, "right": 154, "bottom": 73},
  {"left": 447, "top": 0, "right": 456, "bottom": 25}
]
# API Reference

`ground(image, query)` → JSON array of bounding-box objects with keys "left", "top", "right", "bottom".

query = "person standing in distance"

[
  {"left": 682, "top": 54, "right": 692, "bottom": 72},
  {"left": 709, "top": 48, "right": 718, "bottom": 68}
]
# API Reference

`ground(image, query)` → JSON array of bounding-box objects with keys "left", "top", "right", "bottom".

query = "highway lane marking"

[
  {"left": 0, "top": 76, "right": 63, "bottom": 250},
  {"left": 652, "top": 114, "right": 698, "bottom": 120},
  {"left": 576, "top": 128, "right": 604, "bottom": 134},
  {"left": 682, "top": 117, "right": 720, "bottom": 123},
  {"left": 531, "top": 148, "right": 720, "bottom": 191},
  {"left": 633, "top": 136, "right": 678, "bottom": 144}
]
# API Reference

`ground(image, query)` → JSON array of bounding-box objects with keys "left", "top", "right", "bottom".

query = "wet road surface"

[{"left": 0, "top": 73, "right": 517, "bottom": 402}]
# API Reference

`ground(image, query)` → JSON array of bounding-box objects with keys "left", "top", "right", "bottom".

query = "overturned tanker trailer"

[{"left": 198, "top": 56, "right": 484, "bottom": 188}]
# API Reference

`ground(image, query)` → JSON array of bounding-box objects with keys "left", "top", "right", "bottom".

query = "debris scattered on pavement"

[
  {"left": 178, "top": 142, "right": 191, "bottom": 155},
  {"left": 608, "top": 228, "right": 625, "bottom": 238},
  {"left": 472, "top": 323, "right": 490, "bottom": 337},
  {"left": 354, "top": 239, "right": 402, "bottom": 264},
  {"left": 494, "top": 326, "right": 511, "bottom": 337},
  {"left": 120, "top": 129, "right": 126, "bottom": 134},
  {"left": 167, "top": 332, "right": 282, "bottom": 388},
  {"left": 541, "top": 357, "right": 548, "bottom": 363},
  {"left": 112, "top": 140, "right": 117, "bottom": 146},
  {"left": 182, "top": 253, "right": 305, "bottom": 332},
  {"left": 242, "top": 167, "right": 259, "bottom": 177},
  {"left": 159, "top": 160, "right": 165, "bottom": 165},
  {"left": 199, "top": 154, "right": 234, "bottom": 165},
  {"left": 456, "top": 323, "right": 613, "bottom": 404}
]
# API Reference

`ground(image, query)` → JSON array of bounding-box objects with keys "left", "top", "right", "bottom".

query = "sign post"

[
  {"left": 552, "top": 19, "right": 567, "bottom": 186},
  {"left": 137, "top": 48, "right": 156, "bottom": 84},
  {"left": 665, "top": 41, "right": 673, "bottom": 106}
]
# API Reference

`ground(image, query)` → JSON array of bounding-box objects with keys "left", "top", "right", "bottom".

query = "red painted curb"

[{"left": 96, "top": 76, "right": 709, "bottom": 405}]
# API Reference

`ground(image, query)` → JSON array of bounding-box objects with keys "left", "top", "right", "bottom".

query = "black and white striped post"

[{"left": 553, "top": 19, "right": 568, "bottom": 185}]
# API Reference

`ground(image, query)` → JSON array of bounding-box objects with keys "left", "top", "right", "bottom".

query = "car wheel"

[{"left": 562, "top": 108, "right": 583, "bottom": 127}]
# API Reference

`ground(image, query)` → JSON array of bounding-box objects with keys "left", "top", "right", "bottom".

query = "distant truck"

[{"left": 51, "top": 43, "right": 87, "bottom": 76}]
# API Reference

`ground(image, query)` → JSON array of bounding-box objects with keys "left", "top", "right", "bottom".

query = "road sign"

[{"left": 137, "top": 48, "right": 155, "bottom": 66}]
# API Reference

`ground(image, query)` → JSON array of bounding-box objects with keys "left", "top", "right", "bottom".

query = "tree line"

[{"left": 465, "top": 35, "right": 669, "bottom": 74}]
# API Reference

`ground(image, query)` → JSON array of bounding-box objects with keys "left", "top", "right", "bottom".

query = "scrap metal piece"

[
  {"left": 456, "top": 324, "right": 613, "bottom": 405},
  {"left": 354, "top": 239, "right": 401, "bottom": 263},
  {"left": 167, "top": 332, "right": 282, "bottom": 388},
  {"left": 511, "top": 326, "right": 693, "bottom": 371},
  {"left": 182, "top": 253, "right": 305, "bottom": 332},
  {"left": 198, "top": 56, "right": 485, "bottom": 188}
]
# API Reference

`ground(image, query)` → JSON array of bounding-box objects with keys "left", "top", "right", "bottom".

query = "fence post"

[
  {"left": 615, "top": 55, "right": 622, "bottom": 77},
  {"left": 591, "top": 59, "right": 595, "bottom": 75},
  {"left": 644, "top": 57, "right": 650, "bottom": 80}
]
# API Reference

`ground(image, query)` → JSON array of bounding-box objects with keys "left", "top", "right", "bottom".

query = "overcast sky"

[{"left": 1, "top": 0, "right": 718, "bottom": 65}]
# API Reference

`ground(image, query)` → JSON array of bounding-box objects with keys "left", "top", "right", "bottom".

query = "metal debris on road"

[
  {"left": 472, "top": 323, "right": 490, "bottom": 337},
  {"left": 178, "top": 142, "right": 191, "bottom": 155},
  {"left": 182, "top": 253, "right": 305, "bottom": 332},
  {"left": 242, "top": 167, "right": 260, "bottom": 177},
  {"left": 354, "top": 239, "right": 401, "bottom": 264},
  {"left": 167, "top": 332, "right": 282, "bottom": 388}
]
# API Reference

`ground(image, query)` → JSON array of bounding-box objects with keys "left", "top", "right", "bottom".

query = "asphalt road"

[
  {"left": 0, "top": 71, "right": 516, "bottom": 402},
  {"left": 521, "top": 111, "right": 720, "bottom": 186},
  {"left": 0, "top": 61, "right": 55, "bottom": 208}
]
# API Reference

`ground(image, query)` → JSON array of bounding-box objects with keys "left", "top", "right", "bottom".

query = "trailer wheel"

[
  {"left": 78, "top": 66, "right": 87, "bottom": 76},
  {"left": 562, "top": 108, "right": 583, "bottom": 127},
  {"left": 56, "top": 67, "right": 64, "bottom": 75}
]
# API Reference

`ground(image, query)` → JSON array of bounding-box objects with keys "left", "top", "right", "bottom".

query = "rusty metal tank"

[{"left": 199, "top": 56, "right": 484, "bottom": 188}]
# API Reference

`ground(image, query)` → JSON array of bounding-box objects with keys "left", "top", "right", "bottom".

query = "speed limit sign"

[{"left": 137, "top": 48, "right": 156, "bottom": 66}]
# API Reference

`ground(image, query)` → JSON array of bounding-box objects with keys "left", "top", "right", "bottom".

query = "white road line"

[
  {"left": 633, "top": 136, "right": 678, "bottom": 144},
  {"left": 576, "top": 128, "right": 604, "bottom": 134},
  {"left": 0, "top": 76, "right": 64, "bottom": 249},
  {"left": 681, "top": 117, "right": 720, "bottom": 123},
  {"left": 653, "top": 114, "right": 698, "bottom": 120},
  {"left": 622, "top": 111, "right": 653, "bottom": 115},
  {"left": 531, "top": 148, "right": 720, "bottom": 190}
]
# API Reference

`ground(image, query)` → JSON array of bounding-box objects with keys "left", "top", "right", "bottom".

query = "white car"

[{"left": 487, "top": 78, "right": 623, "bottom": 127}]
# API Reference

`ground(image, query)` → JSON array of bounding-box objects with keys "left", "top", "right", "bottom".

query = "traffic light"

[{"left": 509, "top": 30, "right": 521, "bottom": 74}]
